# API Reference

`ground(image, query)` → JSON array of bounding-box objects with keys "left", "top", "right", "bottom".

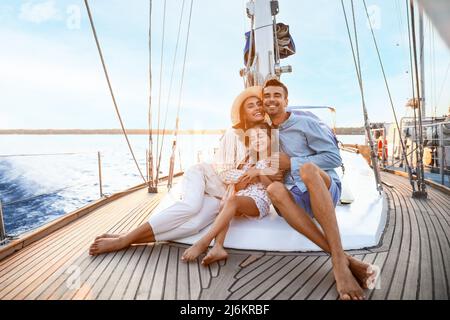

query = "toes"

[{"left": 340, "top": 293, "right": 351, "bottom": 300}]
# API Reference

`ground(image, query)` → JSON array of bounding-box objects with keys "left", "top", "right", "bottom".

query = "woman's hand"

[{"left": 238, "top": 167, "right": 260, "bottom": 185}]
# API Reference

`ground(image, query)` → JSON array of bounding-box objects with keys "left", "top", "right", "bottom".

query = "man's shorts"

[{"left": 276, "top": 179, "right": 342, "bottom": 217}]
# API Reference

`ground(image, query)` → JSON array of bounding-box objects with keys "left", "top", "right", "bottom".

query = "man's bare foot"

[
  {"left": 201, "top": 245, "right": 228, "bottom": 265},
  {"left": 332, "top": 256, "right": 365, "bottom": 300},
  {"left": 95, "top": 233, "right": 121, "bottom": 241},
  {"left": 347, "top": 255, "right": 378, "bottom": 289},
  {"left": 181, "top": 240, "right": 210, "bottom": 262},
  {"left": 89, "top": 237, "right": 129, "bottom": 255}
]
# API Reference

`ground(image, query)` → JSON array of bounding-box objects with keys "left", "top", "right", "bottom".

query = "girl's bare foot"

[
  {"left": 332, "top": 256, "right": 365, "bottom": 300},
  {"left": 181, "top": 240, "right": 210, "bottom": 262},
  {"left": 89, "top": 237, "right": 129, "bottom": 255},
  {"left": 201, "top": 245, "right": 228, "bottom": 265}
]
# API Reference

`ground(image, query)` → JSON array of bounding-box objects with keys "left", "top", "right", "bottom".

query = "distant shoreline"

[{"left": 0, "top": 128, "right": 365, "bottom": 135}]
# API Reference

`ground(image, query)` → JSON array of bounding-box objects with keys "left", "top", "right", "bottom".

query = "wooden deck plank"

[
  {"left": 200, "top": 254, "right": 242, "bottom": 300},
  {"left": 188, "top": 260, "right": 202, "bottom": 300},
  {"left": 401, "top": 191, "right": 421, "bottom": 300},
  {"left": 135, "top": 244, "right": 161, "bottom": 300},
  {"left": 110, "top": 245, "right": 146, "bottom": 299},
  {"left": 122, "top": 245, "right": 153, "bottom": 299},
  {"left": 5, "top": 192, "right": 159, "bottom": 300},
  {"left": 163, "top": 246, "right": 179, "bottom": 300},
  {"left": 176, "top": 248, "right": 190, "bottom": 300},
  {"left": 235, "top": 255, "right": 273, "bottom": 279},
  {"left": 0, "top": 172, "right": 448, "bottom": 300},
  {"left": 255, "top": 256, "right": 307, "bottom": 300},
  {"left": 37, "top": 195, "right": 161, "bottom": 300},
  {"left": 274, "top": 256, "right": 326, "bottom": 300},
  {"left": 291, "top": 257, "right": 332, "bottom": 300},
  {"left": 149, "top": 245, "right": 170, "bottom": 300},
  {"left": 386, "top": 185, "right": 412, "bottom": 300},
  {"left": 228, "top": 255, "right": 283, "bottom": 294},
  {"left": 371, "top": 186, "right": 404, "bottom": 300},
  {"left": 240, "top": 256, "right": 300, "bottom": 300}
]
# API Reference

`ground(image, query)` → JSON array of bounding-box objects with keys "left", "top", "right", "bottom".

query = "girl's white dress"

[{"left": 235, "top": 159, "right": 271, "bottom": 218}]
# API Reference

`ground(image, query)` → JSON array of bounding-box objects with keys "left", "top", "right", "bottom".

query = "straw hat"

[{"left": 230, "top": 86, "right": 263, "bottom": 127}]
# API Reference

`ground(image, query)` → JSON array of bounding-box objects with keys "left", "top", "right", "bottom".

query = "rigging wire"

[
  {"left": 155, "top": 0, "right": 186, "bottom": 183},
  {"left": 405, "top": 0, "right": 419, "bottom": 175},
  {"left": 147, "top": 0, "right": 156, "bottom": 191},
  {"left": 408, "top": 0, "right": 427, "bottom": 195},
  {"left": 359, "top": 0, "right": 416, "bottom": 192},
  {"left": 155, "top": 0, "right": 168, "bottom": 184},
  {"left": 83, "top": 0, "right": 146, "bottom": 183},
  {"left": 436, "top": 61, "right": 450, "bottom": 111},
  {"left": 340, "top": 0, "right": 382, "bottom": 193},
  {"left": 168, "top": 0, "right": 194, "bottom": 189}
]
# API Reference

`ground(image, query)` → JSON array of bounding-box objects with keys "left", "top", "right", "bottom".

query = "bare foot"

[
  {"left": 89, "top": 237, "right": 129, "bottom": 255},
  {"left": 201, "top": 245, "right": 228, "bottom": 265},
  {"left": 347, "top": 255, "right": 378, "bottom": 289},
  {"left": 95, "top": 233, "right": 121, "bottom": 241},
  {"left": 181, "top": 240, "right": 210, "bottom": 262},
  {"left": 332, "top": 257, "right": 365, "bottom": 300}
]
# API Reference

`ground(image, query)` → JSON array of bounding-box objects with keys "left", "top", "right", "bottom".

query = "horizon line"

[{"left": 0, "top": 127, "right": 366, "bottom": 135}]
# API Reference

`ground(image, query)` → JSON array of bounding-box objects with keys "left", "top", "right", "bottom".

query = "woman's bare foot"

[
  {"left": 89, "top": 236, "right": 129, "bottom": 255},
  {"left": 201, "top": 245, "right": 228, "bottom": 265},
  {"left": 181, "top": 240, "right": 210, "bottom": 262},
  {"left": 95, "top": 233, "right": 121, "bottom": 241},
  {"left": 332, "top": 256, "right": 365, "bottom": 300},
  {"left": 347, "top": 255, "right": 378, "bottom": 289}
]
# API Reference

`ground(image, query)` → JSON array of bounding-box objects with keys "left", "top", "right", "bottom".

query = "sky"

[{"left": 0, "top": 0, "right": 449, "bottom": 130}]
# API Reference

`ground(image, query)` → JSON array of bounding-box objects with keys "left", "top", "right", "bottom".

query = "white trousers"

[{"left": 148, "top": 165, "right": 221, "bottom": 241}]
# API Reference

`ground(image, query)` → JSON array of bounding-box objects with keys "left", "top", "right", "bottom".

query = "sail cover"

[{"left": 244, "top": 22, "right": 296, "bottom": 65}]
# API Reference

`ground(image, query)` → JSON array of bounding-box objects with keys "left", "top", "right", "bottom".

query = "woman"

[{"left": 89, "top": 86, "right": 270, "bottom": 255}]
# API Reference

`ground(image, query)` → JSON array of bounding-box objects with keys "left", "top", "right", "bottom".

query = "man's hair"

[{"left": 263, "top": 78, "right": 289, "bottom": 98}]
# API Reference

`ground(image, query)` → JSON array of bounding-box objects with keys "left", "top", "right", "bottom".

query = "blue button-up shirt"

[{"left": 276, "top": 112, "right": 342, "bottom": 192}]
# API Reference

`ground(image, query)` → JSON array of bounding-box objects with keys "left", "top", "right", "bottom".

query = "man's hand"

[{"left": 271, "top": 152, "right": 291, "bottom": 171}]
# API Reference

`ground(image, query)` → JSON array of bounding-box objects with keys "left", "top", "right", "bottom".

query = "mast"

[{"left": 243, "top": 0, "right": 291, "bottom": 86}]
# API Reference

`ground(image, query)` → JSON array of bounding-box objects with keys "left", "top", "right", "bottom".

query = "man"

[{"left": 263, "top": 78, "right": 373, "bottom": 300}]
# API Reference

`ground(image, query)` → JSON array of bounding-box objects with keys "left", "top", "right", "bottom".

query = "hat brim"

[{"left": 230, "top": 86, "right": 263, "bottom": 127}]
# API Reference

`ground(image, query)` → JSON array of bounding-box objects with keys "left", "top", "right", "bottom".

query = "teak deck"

[{"left": 0, "top": 172, "right": 448, "bottom": 300}]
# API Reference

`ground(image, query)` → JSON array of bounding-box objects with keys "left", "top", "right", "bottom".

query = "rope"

[
  {"left": 155, "top": 0, "right": 167, "bottom": 183},
  {"left": 168, "top": 0, "right": 194, "bottom": 189},
  {"left": 147, "top": 0, "right": 156, "bottom": 189},
  {"left": 83, "top": 0, "right": 146, "bottom": 183},
  {"left": 155, "top": 0, "right": 186, "bottom": 182},
  {"left": 340, "top": 0, "right": 383, "bottom": 193}
]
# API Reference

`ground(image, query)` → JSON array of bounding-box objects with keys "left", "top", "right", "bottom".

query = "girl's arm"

[{"left": 258, "top": 174, "right": 273, "bottom": 188}]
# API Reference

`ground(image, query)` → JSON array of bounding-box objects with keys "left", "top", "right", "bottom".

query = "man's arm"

[{"left": 289, "top": 118, "right": 342, "bottom": 178}]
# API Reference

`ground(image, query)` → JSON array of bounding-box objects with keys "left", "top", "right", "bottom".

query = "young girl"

[{"left": 181, "top": 122, "right": 278, "bottom": 265}]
